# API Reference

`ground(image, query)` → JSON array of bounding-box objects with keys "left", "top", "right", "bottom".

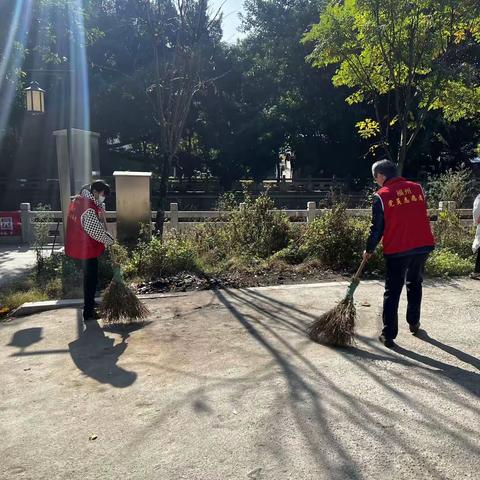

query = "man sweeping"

[
  {"left": 363, "top": 160, "right": 435, "bottom": 348},
  {"left": 65, "top": 180, "right": 114, "bottom": 322}
]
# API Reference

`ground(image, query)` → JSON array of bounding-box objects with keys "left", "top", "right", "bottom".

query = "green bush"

[
  {"left": 427, "top": 168, "right": 474, "bottom": 208},
  {"left": 433, "top": 210, "right": 475, "bottom": 258},
  {"left": 271, "top": 240, "right": 306, "bottom": 265},
  {"left": 426, "top": 249, "right": 474, "bottom": 277},
  {"left": 98, "top": 244, "right": 130, "bottom": 286},
  {"left": 129, "top": 235, "right": 199, "bottom": 279},
  {"left": 224, "top": 254, "right": 263, "bottom": 274},
  {"left": 216, "top": 191, "right": 243, "bottom": 211},
  {"left": 300, "top": 205, "right": 367, "bottom": 270},
  {"left": 226, "top": 193, "right": 291, "bottom": 258},
  {"left": 32, "top": 247, "right": 131, "bottom": 298},
  {"left": 190, "top": 222, "right": 231, "bottom": 266}
]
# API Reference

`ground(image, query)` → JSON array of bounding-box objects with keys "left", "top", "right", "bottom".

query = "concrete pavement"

[
  {"left": 1, "top": 279, "right": 479, "bottom": 479},
  {"left": 0, "top": 245, "right": 62, "bottom": 288}
]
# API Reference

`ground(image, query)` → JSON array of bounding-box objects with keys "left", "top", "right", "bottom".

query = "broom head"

[
  {"left": 308, "top": 296, "right": 357, "bottom": 347},
  {"left": 101, "top": 278, "right": 149, "bottom": 324}
]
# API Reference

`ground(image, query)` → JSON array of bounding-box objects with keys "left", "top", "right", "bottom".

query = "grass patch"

[
  {"left": 0, "top": 288, "right": 49, "bottom": 313},
  {"left": 426, "top": 249, "right": 475, "bottom": 277}
]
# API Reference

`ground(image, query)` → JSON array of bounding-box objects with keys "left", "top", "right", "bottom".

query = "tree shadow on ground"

[
  {"left": 416, "top": 329, "right": 480, "bottom": 371},
  {"left": 228, "top": 289, "right": 480, "bottom": 465},
  {"left": 68, "top": 315, "right": 136, "bottom": 388},
  {"left": 392, "top": 342, "right": 480, "bottom": 398},
  {"left": 125, "top": 286, "right": 479, "bottom": 478}
]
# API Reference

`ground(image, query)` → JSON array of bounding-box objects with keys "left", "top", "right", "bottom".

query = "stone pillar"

[
  {"left": 113, "top": 171, "right": 152, "bottom": 244},
  {"left": 20, "top": 203, "right": 32, "bottom": 245},
  {"left": 53, "top": 129, "right": 100, "bottom": 239},
  {"left": 53, "top": 130, "right": 71, "bottom": 239},
  {"left": 70, "top": 129, "right": 100, "bottom": 194},
  {"left": 170, "top": 203, "right": 179, "bottom": 231},
  {"left": 307, "top": 201, "right": 316, "bottom": 223},
  {"left": 438, "top": 201, "right": 456, "bottom": 211}
]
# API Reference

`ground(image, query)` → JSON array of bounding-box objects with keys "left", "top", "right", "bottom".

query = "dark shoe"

[
  {"left": 409, "top": 322, "right": 421, "bottom": 335},
  {"left": 83, "top": 310, "right": 102, "bottom": 322},
  {"left": 379, "top": 334, "right": 394, "bottom": 348}
]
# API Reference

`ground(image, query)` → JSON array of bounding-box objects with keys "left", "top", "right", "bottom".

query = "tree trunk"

[
  {"left": 397, "top": 122, "right": 408, "bottom": 174},
  {"left": 154, "top": 153, "right": 172, "bottom": 237}
]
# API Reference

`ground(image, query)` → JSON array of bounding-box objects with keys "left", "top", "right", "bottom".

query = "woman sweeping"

[
  {"left": 471, "top": 191, "right": 480, "bottom": 280},
  {"left": 65, "top": 180, "right": 114, "bottom": 322}
]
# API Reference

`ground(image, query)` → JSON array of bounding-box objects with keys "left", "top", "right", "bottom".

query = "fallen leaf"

[{"left": 89, "top": 434, "right": 98, "bottom": 441}]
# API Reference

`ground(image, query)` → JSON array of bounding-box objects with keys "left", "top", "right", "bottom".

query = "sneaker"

[
  {"left": 470, "top": 272, "right": 480, "bottom": 280},
  {"left": 409, "top": 322, "right": 421, "bottom": 335},
  {"left": 379, "top": 334, "right": 394, "bottom": 348}
]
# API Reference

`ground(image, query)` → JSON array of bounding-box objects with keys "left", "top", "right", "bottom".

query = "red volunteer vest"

[
  {"left": 376, "top": 177, "right": 435, "bottom": 255},
  {"left": 65, "top": 196, "right": 105, "bottom": 259}
]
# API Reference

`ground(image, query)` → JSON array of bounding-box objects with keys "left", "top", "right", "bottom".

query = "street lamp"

[{"left": 24, "top": 81, "right": 45, "bottom": 114}]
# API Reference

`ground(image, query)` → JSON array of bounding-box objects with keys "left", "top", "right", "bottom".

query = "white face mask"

[{"left": 98, "top": 195, "right": 105, "bottom": 204}]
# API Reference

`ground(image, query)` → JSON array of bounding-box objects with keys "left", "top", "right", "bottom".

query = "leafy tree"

[
  {"left": 195, "top": 0, "right": 369, "bottom": 186},
  {"left": 303, "top": 0, "right": 480, "bottom": 173},
  {"left": 137, "top": 0, "right": 223, "bottom": 233}
]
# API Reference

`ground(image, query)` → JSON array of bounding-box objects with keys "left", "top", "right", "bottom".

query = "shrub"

[
  {"left": 216, "top": 191, "right": 243, "bottom": 211},
  {"left": 427, "top": 168, "right": 474, "bottom": 208},
  {"left": 190, "top": 222, "right": 231, "bottom": 266},
  {"left": 426, "top": 249, "right": 474, "bottom": 277},
  {"left": 433, "top": 210, "right": 475, "bottom": 258},
  {"left": 271, "top": 241, "right": 306, "bottom": 265},
  {"left": 264, "top": 257, "right": 291, "bottom": 273},
  {"left": 224, "top": 254, "right": 263, "bottom": 274},
  {"left": 60, "top": 255, "right": 83, "bottom": 294},
  {"left": 45, "top": 278, "right": 62, "bottom": 298},
  {"left": 129, "top": 234, "right": 199, "bottom": 279},
  {"left": 226, "top": 193, "right": 291, "bottom": 258},
  {"left": 300, "top": 205, "right": 367, "bottom": 270},
  {"left": 32, "top": 204, "right": 54, "bottom": 275},
  {"left": 98, "top": 244, "right": 130, "bottom": 286}
]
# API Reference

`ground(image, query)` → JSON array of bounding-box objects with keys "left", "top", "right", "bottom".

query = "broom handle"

[{"left": 352, "top": 257, "right": 369, "bottom": 283}]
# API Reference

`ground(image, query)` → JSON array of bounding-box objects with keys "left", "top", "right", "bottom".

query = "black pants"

[
  {"left": 82, "top": 258, "right": 98, "bottom": 320},
  {"left": 382, "top": 253, "right": 429, "bottom": 340},
  {"left": 475, "top": 250, "right": 480, "bottom": 274}
]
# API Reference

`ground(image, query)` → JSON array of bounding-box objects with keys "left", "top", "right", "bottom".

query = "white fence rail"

[{"left": 16, "top": 201, "right": 474, "bottom": 246}]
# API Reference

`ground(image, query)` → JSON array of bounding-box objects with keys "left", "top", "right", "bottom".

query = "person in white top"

[{"left": 471, "top": 193, "right": 480, "bottom": 280}]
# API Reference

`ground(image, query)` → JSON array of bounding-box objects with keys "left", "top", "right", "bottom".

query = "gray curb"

[{"left": 9, "top": 280, "right": 385, "bottom": 318}]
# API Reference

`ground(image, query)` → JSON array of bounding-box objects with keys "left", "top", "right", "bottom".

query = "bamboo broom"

[{"left": 308, "top": 257, "right": 368, "bottom": 347}]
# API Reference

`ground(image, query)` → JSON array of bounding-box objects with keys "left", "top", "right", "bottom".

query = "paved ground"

[
  {"left": 0, "top": 245, "right": 62, "bottom": 288},
  {"left": 1, "top": 279, "right": 479, "bottom": 480}
]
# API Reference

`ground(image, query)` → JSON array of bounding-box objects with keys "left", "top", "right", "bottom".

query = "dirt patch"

[{"left": 135, "top": 268, "right": 355, "bottom": 295}]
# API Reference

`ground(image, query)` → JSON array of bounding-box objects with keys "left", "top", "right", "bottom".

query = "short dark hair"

[
  {"left": 371, "top": 159, "right": 398, "bottom": 179},
  {"left": 90, "top": 179, "right": 111, "bottom": 196}
]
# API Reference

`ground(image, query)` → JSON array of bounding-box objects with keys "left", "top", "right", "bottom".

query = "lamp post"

[
  {"left": 23, "top": 77, "right": 72, "bottom": 238},
  {"left": 23, "top": 74, "right": 100, "bottom": 241}
]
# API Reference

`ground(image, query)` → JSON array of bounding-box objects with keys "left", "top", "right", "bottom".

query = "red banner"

[{"left": 0, "top": 212, "right": 22, "bottom": 236}]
